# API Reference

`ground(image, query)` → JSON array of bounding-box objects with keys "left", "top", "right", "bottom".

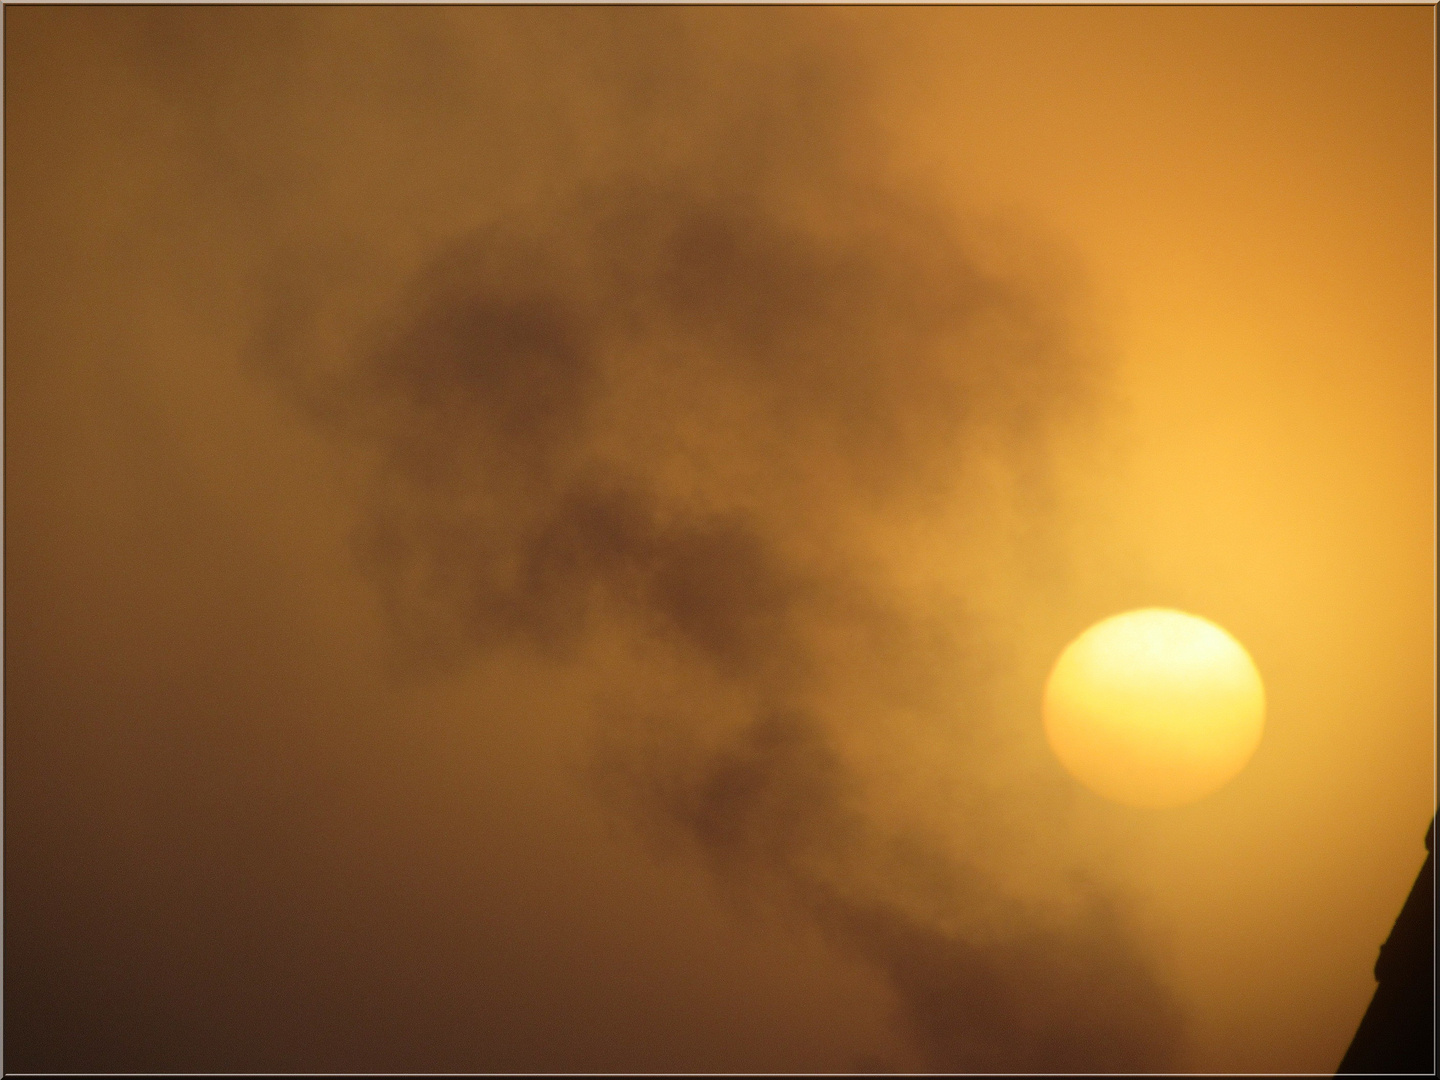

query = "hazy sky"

[{"left": 5, "top": 6, "right": 1434, "bottom": 1073}]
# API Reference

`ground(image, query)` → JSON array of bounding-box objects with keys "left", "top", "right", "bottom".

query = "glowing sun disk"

[{"left": 1043, "top": 608, "right": 1265, "bottom": 808}]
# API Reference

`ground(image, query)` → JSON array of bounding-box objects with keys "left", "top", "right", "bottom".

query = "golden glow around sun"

[{"left": 1043, "top": 608, "right": 1266, "bottom": 809}]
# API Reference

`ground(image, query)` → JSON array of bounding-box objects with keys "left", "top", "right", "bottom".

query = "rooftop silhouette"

[{"left": 1336, "top": 814, "right": 1435, "bottom": 1074}]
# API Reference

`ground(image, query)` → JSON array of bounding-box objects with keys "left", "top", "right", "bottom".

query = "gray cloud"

[
  {"left": 632, "top": 708, "right": 1182, "bottom": 1072},
  {"left": 269, "top": 178, "right": 1181, "bottom": 1070},
  {"left": 224, "top": 8, "right": 1176, "bottom": 1070}
]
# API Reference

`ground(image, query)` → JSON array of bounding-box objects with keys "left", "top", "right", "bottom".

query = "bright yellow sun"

[{"left": 1043, "top": 608, "right": 1265, "bottom": 809}]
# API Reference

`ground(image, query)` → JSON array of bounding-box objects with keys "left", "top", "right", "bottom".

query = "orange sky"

[{"left": 5, "top": 7, "right": 1434, "bottom": 1073}]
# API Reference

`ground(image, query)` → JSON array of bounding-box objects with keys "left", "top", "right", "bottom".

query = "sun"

[{"left": 1043, "top": 608, "right": 1265, "bottom": 809}]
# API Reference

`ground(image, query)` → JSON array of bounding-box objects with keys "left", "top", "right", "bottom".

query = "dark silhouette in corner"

[{"left": 1337, "top": 814, "right": 1435, "bottom": 1074}]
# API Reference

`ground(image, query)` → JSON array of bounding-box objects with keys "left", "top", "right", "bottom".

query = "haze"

[{"left": 5, "top": 7, "right": 1434, "bottom": 1073}]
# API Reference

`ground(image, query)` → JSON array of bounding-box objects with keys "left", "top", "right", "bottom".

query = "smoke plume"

[{"left": 214, "top": 8, "right": 1181, "bottom": 1070}]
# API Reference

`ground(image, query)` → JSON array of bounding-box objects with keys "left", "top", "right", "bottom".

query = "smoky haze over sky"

[
  {"left": 11, "top": 6, "right": 1429, "bottom": 1075},
  {"left": 250, "top": 9, "right": 1175, "bottom": 1071},
  {"left": 282, "top": 162, "right": 1175, "bottom": 1074}
]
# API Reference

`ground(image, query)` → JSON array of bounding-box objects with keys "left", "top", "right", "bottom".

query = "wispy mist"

[
  {"left": 14, "top": 7, "right": 1184, "bottom": 1071},
  {"left": 251, "top": 12, "right": 1181, "bottom": 1069}
]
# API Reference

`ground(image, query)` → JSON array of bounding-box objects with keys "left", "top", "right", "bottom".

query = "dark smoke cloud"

[
  {"left": 271, "top": 191, "right": 1179, "bottom": 1073},
  {"left": 244, "top": 9, "right": 1181, "bottom": 1071},
  {"left": 628, "top": 709, "right": 1182, "bottom": 1072}
]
